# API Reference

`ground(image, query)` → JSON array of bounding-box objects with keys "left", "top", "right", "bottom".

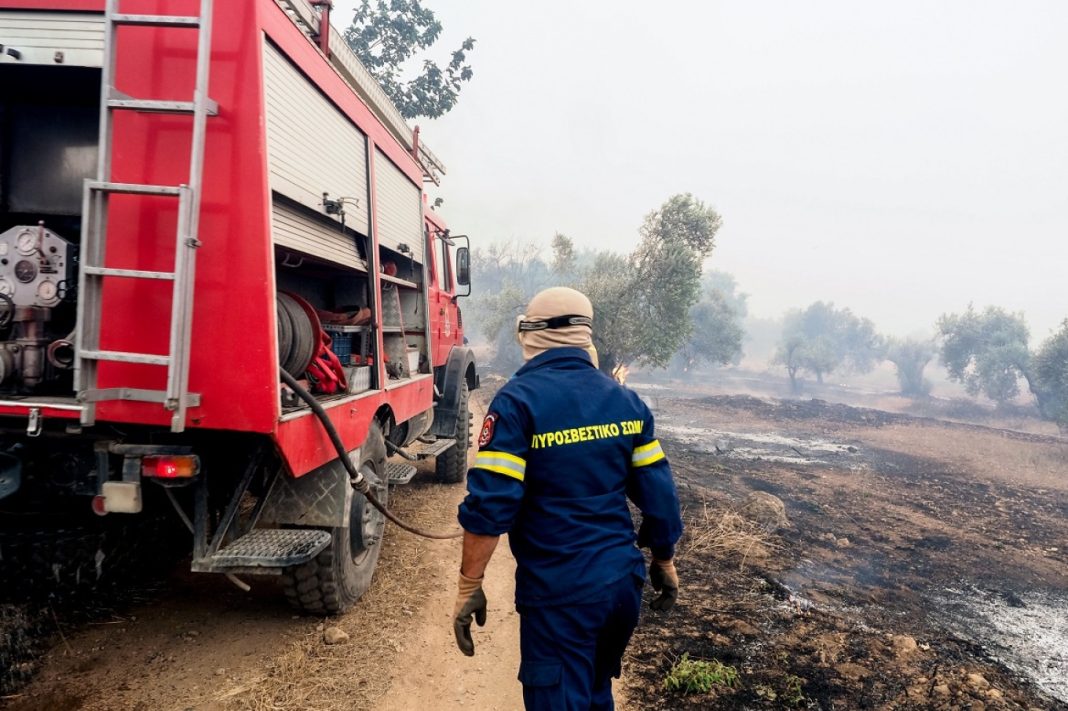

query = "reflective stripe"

[
  {"left": 475, "top": 451, "right": 527, "bottom": 482},
  {"left": 632, "top": 440, "right": 665, "bottom": 468},
  {"left": 634, "top": 441, "right": 660, "bottom": 455}
]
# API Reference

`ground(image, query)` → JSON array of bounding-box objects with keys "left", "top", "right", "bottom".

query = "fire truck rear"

[{"left": 0, "top": 0, "right": 477, "bottom": 613}]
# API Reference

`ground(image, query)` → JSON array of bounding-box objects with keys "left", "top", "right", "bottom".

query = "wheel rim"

[{"left": 349, "top": 461, "right": 386, "bottom": 565}]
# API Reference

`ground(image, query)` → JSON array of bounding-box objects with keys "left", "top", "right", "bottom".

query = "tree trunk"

[
  {"left": 787, "top": 367, "right": 800, "bottom": 394},
  {"left": 1019, "top": 369, "right": 1051, "bottom": 419},
  {"left": 599, "top": 351, "right": 618, "bottom": 377}
]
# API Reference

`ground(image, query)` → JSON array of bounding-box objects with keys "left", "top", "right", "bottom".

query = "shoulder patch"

[{"left": 478, "top": 413, "right": 499, "bottom": 448}]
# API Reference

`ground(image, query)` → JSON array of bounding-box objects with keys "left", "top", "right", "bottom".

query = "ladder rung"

[
  {"left": 87, "top": 181, "right": 184, "bottom": 196},
  {"left": 111, "top": 14, "right": 201, "bottom": 28},
  {"left": 83, "top": 267, "right": 176, "bottom": 280},
  {"left": 79, "top": 388, "right": 202, "bottom": 407},
  {"left": 79, "top": 350, "right": 171, "bottom": 366},
  {"left": 107, "top": 98, "right": 218, "bottom": 116}
]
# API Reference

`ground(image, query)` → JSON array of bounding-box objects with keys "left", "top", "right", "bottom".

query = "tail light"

[{"left": 142, "top": 455, "right": 200, "bottom": 479}]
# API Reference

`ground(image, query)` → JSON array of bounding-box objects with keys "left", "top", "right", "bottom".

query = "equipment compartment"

[
  {"left": 0, "top": 63, "right": 101, "bottom": 396},
  {"left": 275, "top": 244, "right": 377, "bottom": 397}
]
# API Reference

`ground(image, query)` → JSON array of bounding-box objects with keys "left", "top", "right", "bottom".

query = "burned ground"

[
  {"left": 0, "top": 511, "right": 188, "bottom": 696},
  {"left": 623, "top": 392, "right": 1066, "bottom": 710},
  {"left": 2, "top": 387, "right": 1065, "bottom": 710}
]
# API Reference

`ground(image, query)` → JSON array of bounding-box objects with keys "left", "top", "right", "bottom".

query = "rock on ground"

[{"left": 737, "top": 491, "right": 789, "bottom": 531}]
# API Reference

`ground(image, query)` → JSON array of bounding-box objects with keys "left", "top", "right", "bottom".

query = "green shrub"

[
  {"left": 782, "top": 674, "right": 807, "bottom": 706},
  {"left": 663, "top": 653, "right": 740, "bottom": 694}
]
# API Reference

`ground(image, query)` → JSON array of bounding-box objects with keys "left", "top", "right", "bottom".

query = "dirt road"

[
  {"left": 2, "top": 481, "right": 529, "bottom": 711},
  {"left": 7, "top": 380, "right": 1065, "bottom": 709},
  {"left": 375, "top": 522, "right": 522, "bottom": 711},
  {"left": 1, "top": 394, "right": 558, "bottom": 711}
]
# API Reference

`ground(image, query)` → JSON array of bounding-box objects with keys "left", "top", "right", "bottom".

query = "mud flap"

[{"left": 431, "top": 346, "right": 478, "bottom": 438}]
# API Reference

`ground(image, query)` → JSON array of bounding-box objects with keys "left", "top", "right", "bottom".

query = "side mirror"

[{"left": 455, "top": 246, "right": 471, "bottom": 287}]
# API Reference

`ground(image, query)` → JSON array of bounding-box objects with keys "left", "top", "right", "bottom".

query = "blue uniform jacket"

[{"left": 458, "top": 347, "right": 683, "bottom": 607}]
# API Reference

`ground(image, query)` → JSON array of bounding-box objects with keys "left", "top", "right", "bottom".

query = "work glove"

[
  {"left": 649, "top": 558, "right": 679, "bottom": 611},
  {"left": 453, "top": 572, "right": 488, "bottom": 656}
]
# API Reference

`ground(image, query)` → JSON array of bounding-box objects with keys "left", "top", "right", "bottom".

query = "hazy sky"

[{"left": 332, "top": 1, "right": 1067, "bottom": 339}]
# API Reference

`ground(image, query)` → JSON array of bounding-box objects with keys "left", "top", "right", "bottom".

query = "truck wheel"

[
  {"left": 281, "top": 422, "right": 389, "bottom": 615},
  {"left": 435, "top": 379, "right": 472, "bottom": 484}
]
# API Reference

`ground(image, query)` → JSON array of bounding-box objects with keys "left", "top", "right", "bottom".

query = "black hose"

[
  {"left": 385, "top": 439, "right": 419, "bottom": 461},
  {"left": 279, "top": 368, "right": 462, "bottom": 540}
]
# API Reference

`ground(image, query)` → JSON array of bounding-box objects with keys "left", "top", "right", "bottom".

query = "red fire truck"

[{"left": 0, "top": 0, "right": 477, "bottom": 613}]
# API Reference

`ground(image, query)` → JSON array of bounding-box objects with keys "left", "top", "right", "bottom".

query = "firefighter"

[{"left": 453, "top": 286, "right": 683, "bottom": 710}]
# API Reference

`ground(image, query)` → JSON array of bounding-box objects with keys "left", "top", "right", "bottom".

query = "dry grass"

[
  {"left": 223, "top": 478, "right": 455, "bottom": 711},
  {"left": 679, "top": 500, "right": 779, "bottom": 570},
  {"left": 855, "top": 424, "right": 1068, "bottom": 492},
  {"left": 224, "top": 395, "right": 492, "bottom": 711}
]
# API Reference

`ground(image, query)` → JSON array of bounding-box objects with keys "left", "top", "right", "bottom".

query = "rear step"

[
  {"left": 403, "top": 437, "right": 457, "bottom": 459},
  {"left": 386, "top": 461, "right": 417, "bottom": 485},
  {"left": 385, "top": 438, "right": 456, "bottom": 485},
  {"left": 192, "top": 528, "right": 330, "bottom": 572}
]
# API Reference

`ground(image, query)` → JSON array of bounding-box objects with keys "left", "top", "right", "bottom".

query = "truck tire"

[
  {"left": 435, "top": 380, "right": 472, "bottom": 484},
  {"left": 281, "top": 422, "right": 389, "bottom": 615}
]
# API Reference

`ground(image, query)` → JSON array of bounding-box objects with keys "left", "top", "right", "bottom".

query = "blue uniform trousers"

[{"left": 517, "top": 575, "right": 643, "bottom": 711}]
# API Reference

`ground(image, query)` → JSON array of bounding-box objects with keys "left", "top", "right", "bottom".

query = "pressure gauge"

[
  {"left": 14, "top": 259, "right": 37, "bottom": 283},
  {"left": 16, "top": 229, "right": 38, "bottom": 256},
  {"left": 37, "top": 280, "right": 58, "bottom": 304},
  {"left": 0, "top": 278, "right": 12, "bottom": 296}
]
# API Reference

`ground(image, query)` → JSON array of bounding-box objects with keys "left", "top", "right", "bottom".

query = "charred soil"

[
  {"left": 2, "top": 386, "right": 1065, "bottom": 710},
  {"left": 623, "top": 392, "right": 1067, "bottom": 710}
]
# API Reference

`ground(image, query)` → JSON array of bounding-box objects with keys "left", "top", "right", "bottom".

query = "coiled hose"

[{"left": 279, "top": 369, "right": 462, "bottom": 540}]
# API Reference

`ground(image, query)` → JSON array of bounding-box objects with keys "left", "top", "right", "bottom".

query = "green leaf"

[{"left": 344, "top": 1, "right": 475, "bottom": 119}]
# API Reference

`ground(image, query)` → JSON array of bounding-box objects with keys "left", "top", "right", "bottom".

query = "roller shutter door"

[
  {"left": 0, "top": 11, "right": 104, "bottom": 67},
  {"left": 374, "top": 148, "right": 424, "bottom": 264},
  {"left": 271, "top": 201, "right": 365, "bottom": 269},
  {"left": 263, "top": 41, "right": 370, "bottom": 266}
]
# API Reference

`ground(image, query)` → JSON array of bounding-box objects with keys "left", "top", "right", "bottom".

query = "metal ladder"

[{"left": 75, "top": 0, "right": 217, "bottom": 433}]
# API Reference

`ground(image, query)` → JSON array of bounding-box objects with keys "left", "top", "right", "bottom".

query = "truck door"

[{"left": 429, "top": 225, "right": 459, "bottom": 365}]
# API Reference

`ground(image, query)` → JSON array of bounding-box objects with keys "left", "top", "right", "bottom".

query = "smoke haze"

[{"left": 332, "top": 1, "right": 1068, "bottom": 338}]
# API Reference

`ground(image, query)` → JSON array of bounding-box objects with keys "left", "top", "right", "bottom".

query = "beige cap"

[{"left": 517, "top": 287, "right": 598, "bottom": 366}]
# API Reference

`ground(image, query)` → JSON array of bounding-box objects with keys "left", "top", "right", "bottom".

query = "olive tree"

[
  {"left": 885, "top": 337, "right": 935, "bottom": 397},
  {"left": 586, "top": 194, "right": 722, "bottom": 375},
  {"left": 773, "top": 302, "right": 881, "bottom": 391},
  {"left": 937, "top": 305, "right": 1032, "bottom": 405},
  {"left": 672, "top": 274, "right": 746, "bottom": 371},
  {"left": 774, "top": 335, "right": 805, "bottom": 393},
  {"left": 465, "top": 195, "right": 723, "bottom": 378},
  {"left": 344, "top": 0, "right": 475, "bottom": 119},
  {"left": 938, "top": 306, "right": 1068, "bottom": 429},
  {"left": 467, "top": 242, "right": 551, "bottom": 371},
  {"left": 550, "top": 233, "right": 576, "bottom": 276},
  {"left": 1031, "top": 320, "right": 1068, "bottom": 431}
]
